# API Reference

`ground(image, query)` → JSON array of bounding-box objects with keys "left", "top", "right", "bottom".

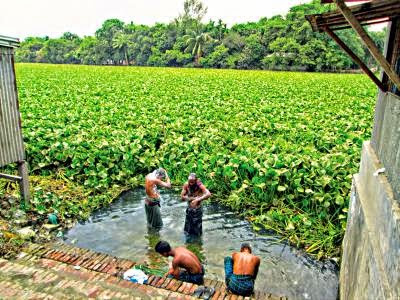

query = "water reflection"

[{"left": 63, "top": 188, "right": 338, "bottom": 300}]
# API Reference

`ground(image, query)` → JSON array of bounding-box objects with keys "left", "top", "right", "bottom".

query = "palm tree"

[
  {"left": 184, "top": 31, "right": 213, "bottom": 66},
  {"left": 112, "top": 33, "right": 131, "bottom": 65}
]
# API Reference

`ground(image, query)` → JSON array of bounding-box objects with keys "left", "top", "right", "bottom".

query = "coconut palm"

[
  {"left": 184, "top": 31, "right": 213, "bottom": 66},
  {"left": 112, "top": 33, "right": 131, "bottom": 65}
]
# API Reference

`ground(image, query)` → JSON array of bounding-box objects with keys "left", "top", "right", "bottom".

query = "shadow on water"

[{"left": 63, "top": 188, "right": 339, "bottom": 300}]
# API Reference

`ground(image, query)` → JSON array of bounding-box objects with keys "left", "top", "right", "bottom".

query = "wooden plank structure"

[
  {"left": 306, "top": 0, "right": 400, "bottom": 93},
  {"left": 0, "top": 35, "right": 30, "bottom": 203}
]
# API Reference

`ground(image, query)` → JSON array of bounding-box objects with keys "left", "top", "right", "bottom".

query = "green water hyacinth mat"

[{"left": 13, "top": 63, "right": 376, "bottom": 258}]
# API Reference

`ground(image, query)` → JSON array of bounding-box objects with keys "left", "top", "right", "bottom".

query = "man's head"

[
  {"left": 155, "top": 240, "right": 171, "bottom": 257},
  {"left": 240, "top": 242, "right": 252, "bottom": 253},
  {"left": 188, "top": 173, "right": 197, "bottom": 186},
  {"left": 155, "top": 168, "right": 166, "bottom": 179}
]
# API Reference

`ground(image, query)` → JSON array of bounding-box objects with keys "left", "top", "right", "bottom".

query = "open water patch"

[{"left": 63, "top": 189, "right": 338, "bottom": 300}]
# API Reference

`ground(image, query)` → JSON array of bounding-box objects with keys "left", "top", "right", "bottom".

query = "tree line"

[{"left": 16, "top": 0, "right": 386, "bottom": 72}]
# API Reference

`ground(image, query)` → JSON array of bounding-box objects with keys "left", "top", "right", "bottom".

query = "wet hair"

[
  {"left": 188, "top": 173, "right": 197, "bottom": 180},
  {"left": 240, "top": 243, "right": 252, "bottom": 253},
  {"left": 155, "top": 168, "right": 166, "bottom": 178},
  {"left": 155, "top": 241, "right": 171, "bottom": 254}
]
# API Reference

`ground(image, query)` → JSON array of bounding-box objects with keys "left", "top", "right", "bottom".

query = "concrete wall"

[
  {"left": 340, "top": 142, "right": 400, "bottom": 299},
  {"left": 371, "top": 92, "right": 400, "bottom": 200}
]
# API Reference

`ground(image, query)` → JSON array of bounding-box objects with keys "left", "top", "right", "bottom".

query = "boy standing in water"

[
  {"left": 144, "top": 168, "right": 171, "bottom": 229},
  {"left": 224, "top": 243, "right": 260, "bottom": 296},
  {"left": 181, "top": 173, "right": 211, "bottom": 236}
]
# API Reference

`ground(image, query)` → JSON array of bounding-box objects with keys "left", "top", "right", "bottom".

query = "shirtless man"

[
  {"left": 144, "top": 168, "right": 171, "bottom": 229},
  {"left": 181, "top": 173, "right": 211, "bottom": 236},
  {"left": 224, "top": 243, "right": 261, "bottom": 296},
  {"left": 155, "top": 240, "right": 204, "bottom": 284}
]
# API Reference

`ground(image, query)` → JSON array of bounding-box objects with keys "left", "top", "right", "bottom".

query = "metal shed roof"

[{"left": 0, "top": 35, "right": 20, "bottom": 48}]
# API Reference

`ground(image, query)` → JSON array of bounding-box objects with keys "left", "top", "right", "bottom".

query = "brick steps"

[
  {"left": 0, "top": 257, "right": 166, "bottom": 299},
  {"left": 3, "top": 242, "right": 287, "bottom": 300}
]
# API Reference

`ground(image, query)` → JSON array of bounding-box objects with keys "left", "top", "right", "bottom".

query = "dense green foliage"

[
  {"left": 15, "top": 63, "right": 376, "bottom": 258},
  {"left": 16, "top": 0, "right": 385, "bottom": 72}
]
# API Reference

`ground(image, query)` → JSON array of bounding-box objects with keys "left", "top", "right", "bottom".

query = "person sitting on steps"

[
  {"left": 155, "top": 240, "right": 205, "bottom": 285},
  {"left": 224, "top": 243, "right": 261, "bottom": 296}
]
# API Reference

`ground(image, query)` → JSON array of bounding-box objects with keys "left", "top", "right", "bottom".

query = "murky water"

[{"left": 64, "top": 189, "right": 338, "bottom": 300}]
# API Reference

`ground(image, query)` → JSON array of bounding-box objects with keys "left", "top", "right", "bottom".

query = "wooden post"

[
  {"left": 325, "top": 27, "right": 386, "bottom": 92},
  {"left": 334, "top": 0, "right": 400, "bottom": 91},
  {"left": 17, "top": 160, "right": 31, "bottom": 204}
]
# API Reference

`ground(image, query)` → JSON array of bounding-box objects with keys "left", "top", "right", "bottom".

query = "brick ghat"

[{"left": 0, "top": 242, "right": 288, "bottom": 300}]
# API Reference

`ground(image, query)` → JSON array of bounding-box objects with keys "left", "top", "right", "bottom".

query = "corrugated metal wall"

[{"left": 0, "top": 46, "right": 25, "bottom": 167}]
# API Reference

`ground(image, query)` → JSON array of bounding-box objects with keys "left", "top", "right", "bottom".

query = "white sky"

[{"left": 0, "top": 0, "right": 386, "bottom": 40}]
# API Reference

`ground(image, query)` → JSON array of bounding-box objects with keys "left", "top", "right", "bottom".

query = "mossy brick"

[
  {"left": 86, "top": 287, "right": 100, "bottom": 298},
  {"left": 53, "top": 251, "right": 66, "bottom": 261},
  {"left": 204, "top": 278, "right": 213, "bottom": 286},
  {"left": 105, "top": 276, "right": 121, "bottom": 285},
  {"left": 209, "top": 280, "right": 219, "bottom": 289},
  {"left": 43, "top": 249, "right": 55, "bottom": 258},
  {"left": 161, "top": 277, "right": 172, "bottom": 289},
  {"left": 217, "top": 292, "right": 228, "bottom": 300},
  {"left": 98, "top": 290, "right": 117, "bottom": 299},
  {"left": 212, "top": 291, "right": 222, "bottom": 300},
  {"left": 214, "top": 281, "right": 223, "bottom": 290},
  {"left": 155, "top": 277, "right": 166, "bottom": 288},
  {"left": 82, "top": 253, "right": 102, "bottom": 268},
  {"left": 188, "top": 283, "right": 198, "bottom": 294},
  {"left": 105, "top": 265, "right": 119, "bottom": 275},
  {"left": 177, "top": 281, "right": 188, "bottom": 293},
  {"left": 167, "top": 291, "right": 182, "bottom": 299},
  {"left": 183, "top": 282, "right": 193, "bottom": 294},
  {"left": 50, "top": 251, "right": 62, "bottom": 260},
  {"left": 59, "top": 253, "right": 72, "bottom": 263},
  {"left": 150, "top": 276, "right": 162, "bottom": 286},
  {"left": 171, "top": 280, "right": 183, "bottom": 292},
  {"left": 146, "top": 275, "right": 155, "bottom": 285},
  {"left": 166, "top": 279, "right": 178, "bottom": 290},
  {"left": 119, "top": 280, "right": 138, "bottom": 289}
]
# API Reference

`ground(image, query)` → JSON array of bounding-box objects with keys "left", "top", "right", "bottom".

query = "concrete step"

[{"left": 16, "top": 242, "right": 287, "bottom": 300}]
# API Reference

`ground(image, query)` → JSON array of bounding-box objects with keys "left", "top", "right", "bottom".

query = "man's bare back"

[
  {"left": 232, "top": 251, "right": 260, "bottom": 277},
  {"left": 172, "top": 246, "right": 203, "bottom": 274}
]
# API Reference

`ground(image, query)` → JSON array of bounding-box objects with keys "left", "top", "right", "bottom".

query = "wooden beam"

[
  {"left": 325, "top": 27, "right": 386, "bottom": 92},
  {"left": 334, "top": 0, "right": 400, "bottom": 91},
  {"left": 0, "top": 173, "right": 22, "bottom": 182},
  {"left": 306, "top": 0, "right": 400, "bottom": 32},
  {"left": 18, "top": 160, "right": 31, "bottom": 203}
]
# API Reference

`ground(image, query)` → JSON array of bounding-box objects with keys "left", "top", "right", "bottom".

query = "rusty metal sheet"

[{"left": 0, "top": 46, "right": 25, "bottom": 167}]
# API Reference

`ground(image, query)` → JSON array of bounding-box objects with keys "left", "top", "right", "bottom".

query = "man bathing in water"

[
  {"left": 224, "top": 243, "right": 260, "bottom": 296},
  {"left": 155, "top": 240, "right": 204, "bottom": 284},
  {"left": 181, "top": 173, "right": 211, "bottom": 236},
  {"left": 145, "top": 168, "right": 171, "bottom": 229}
]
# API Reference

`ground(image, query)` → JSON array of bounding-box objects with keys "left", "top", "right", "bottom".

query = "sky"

[{"left": 1, "top": 0, "right": 386, "bottom": 40}]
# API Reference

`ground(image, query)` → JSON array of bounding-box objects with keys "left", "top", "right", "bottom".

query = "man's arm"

[
  {"left": 192, "top": 185, "right": 211, "bottom": 205},
  {"left": 156, "top": 171, "right": 171, "bottom": 188},
  {"left": 169, "top": 260, "right": 181, "bottom": 279},
  {"left": 253, "top": 257, "right": 260, "bottom": 280},
  {"left": 181, "top": 184, "right": 189, "bottom": 201}
]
